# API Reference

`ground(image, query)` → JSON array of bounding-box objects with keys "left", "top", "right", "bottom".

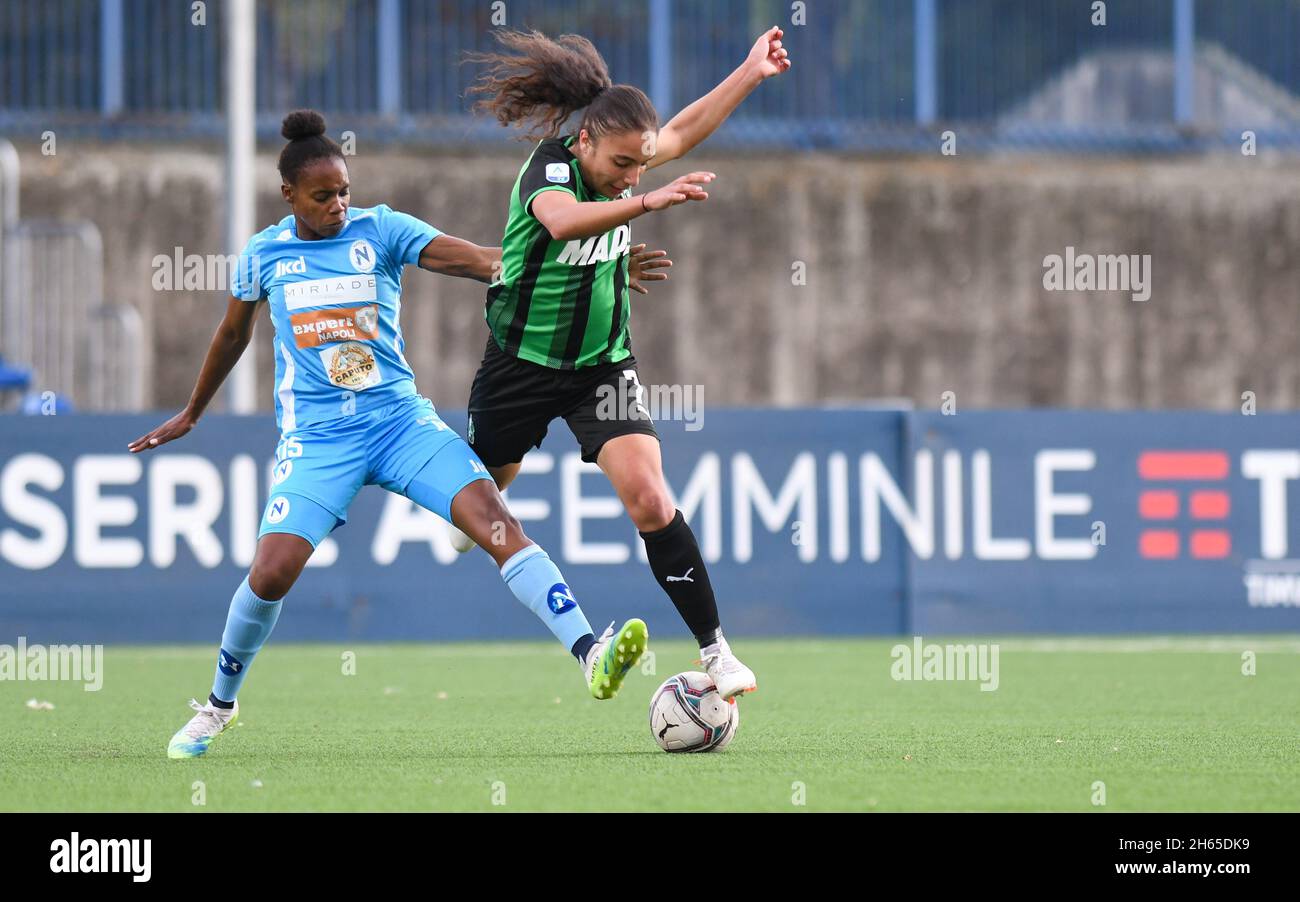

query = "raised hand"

[
  {"left": 643, "top": 172, "right": 715, "bottom": 211},
  {"left": 747, "top": 26, "right": 791, "bottom": 79}
]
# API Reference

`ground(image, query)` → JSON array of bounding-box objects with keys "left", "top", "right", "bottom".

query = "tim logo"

[
  {"left": 547, "top": 583, "right": 577, "bottom": 614},
  {"left": 1137, "top": 451, "right": 1231, "bottom": 559},
  {"left": 217, "top": 649, "right": 243, "bottom": 676},
  {"left": 275, "top": 256, "right": 307, "bottom": 278}
]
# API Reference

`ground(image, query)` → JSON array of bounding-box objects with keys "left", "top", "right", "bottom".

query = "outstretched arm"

[
  {"left": 417, "top": 234, "right": 501, "bottom": 283},
  {"left": 129, "top": 297, "right": 261, "bottom": 452},
  {"left": 648, "top": 26, "right": 791, "bottom": 170},
  {"left": 532, "top": 171, "right": 715, "bottom": 241}
]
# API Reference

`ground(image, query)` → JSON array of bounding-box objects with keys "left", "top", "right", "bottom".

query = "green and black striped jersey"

[{"left": 485, "top": 135, "right": 633, "bottom": 370}]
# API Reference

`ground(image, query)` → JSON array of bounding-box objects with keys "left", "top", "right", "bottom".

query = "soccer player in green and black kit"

[{"left": 447, "top": 27, "right": 792, "bottom": 699}]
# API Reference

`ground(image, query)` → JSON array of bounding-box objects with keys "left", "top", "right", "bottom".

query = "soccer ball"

[{"left": 649, "top": 671, "right": 739, "bottom": 752}]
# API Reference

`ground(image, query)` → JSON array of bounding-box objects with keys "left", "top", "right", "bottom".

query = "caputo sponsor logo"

[{"left": 320, "top": 341, "right": 382, "bottom": 390}]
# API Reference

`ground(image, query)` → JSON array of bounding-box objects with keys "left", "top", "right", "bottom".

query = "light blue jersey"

[
  {"left": 192, "top": 199, "right": 594, "bottom": 709},
  {"left": 232, "top": 204, "right": 440, "bottom": 432}
]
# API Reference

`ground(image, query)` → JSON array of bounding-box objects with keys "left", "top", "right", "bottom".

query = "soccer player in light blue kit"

[{"left": 129, "top": 111, "right": 649, "bottom": 758}]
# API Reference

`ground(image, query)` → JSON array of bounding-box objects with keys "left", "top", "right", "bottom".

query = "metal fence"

[
  {"left": 3, "top": 0, "right": 1300, "bottom": 149},
  {"left": 3, "top": 220, "right": 145, "bottom": 412},
  {"left": 0, "top": 139, "right": 144, "bottom": 412}
]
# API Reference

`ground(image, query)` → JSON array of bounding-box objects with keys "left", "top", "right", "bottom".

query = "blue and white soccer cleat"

[{"left": 167, "top": 698, "right": 238, "bottom": 759}]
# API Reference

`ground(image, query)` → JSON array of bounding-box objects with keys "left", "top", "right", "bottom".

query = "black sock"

[
  {"left": 208, "top": 693, "right": 234, "bottom": 710},
  {"left": 640, "top": 510, "right": 721, "bottom": 647},
  {"left": 570, "top": 633, "right": 595, "bottom": 663}
]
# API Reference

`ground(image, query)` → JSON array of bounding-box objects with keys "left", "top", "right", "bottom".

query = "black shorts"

[{"left": 466, "top": 337, "right": 660, "bottom": 466}]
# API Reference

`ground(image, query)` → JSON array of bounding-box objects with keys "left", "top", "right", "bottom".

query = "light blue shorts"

[{"left": 258, "top": 394, "right": 493, "bottom": 547}]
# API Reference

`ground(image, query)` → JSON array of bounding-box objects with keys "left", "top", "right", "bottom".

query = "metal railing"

[
  {"left": 3, "top": 1, "right": 1300, "bottom": 150},
  {"left": 87, "top": 303, "right": 145, "bottom": 410},
  {"left": 0, "top": 139, "right": 145, "bottom": 411}
]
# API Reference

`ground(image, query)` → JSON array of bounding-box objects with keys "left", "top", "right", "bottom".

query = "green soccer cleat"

[
  {"left": 167, "top": 698, "right": 238, "bottom": 759},
  {"left": 582, "top": 619, "right": 648, "bottom": 700}
]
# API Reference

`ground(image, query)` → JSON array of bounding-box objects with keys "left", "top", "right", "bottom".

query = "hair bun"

[{"left": 281, "top": 109, "right": 327, "bottom": 141}]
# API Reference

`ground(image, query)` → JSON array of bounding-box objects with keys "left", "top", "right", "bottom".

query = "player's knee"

[
  {"left": 487, "top": 464, "right": 517, "bottom": 491},
  {"left": 248, "top": 556, "right": 299, "bottom": 600},
  {"left": 625, "top": 484, "right": 674, "bottom": 531}
]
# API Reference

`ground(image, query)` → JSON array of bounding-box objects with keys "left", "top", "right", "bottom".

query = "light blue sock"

[
  {"left": 501, "top": 545, "right": 594, "bottom": 652},
  {"left": 210, "top": 576, "right": 283, "bottom": 704}
]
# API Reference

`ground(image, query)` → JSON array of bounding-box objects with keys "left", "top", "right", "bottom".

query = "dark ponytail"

[
  {"left": 467, "top": 30, "right": 658, "bottom": 142},
  {"left": 277, "top": 109, "right": 345, "bottom": 184}
]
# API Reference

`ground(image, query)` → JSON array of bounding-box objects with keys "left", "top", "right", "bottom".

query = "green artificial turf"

[{"left": 2, "top": 637, "right": 1296, "bottom": 812}]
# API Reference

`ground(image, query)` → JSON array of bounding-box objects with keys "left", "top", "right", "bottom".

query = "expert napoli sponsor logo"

[{"left": 289, "top": 305, "right": 379, "bottom": 349}]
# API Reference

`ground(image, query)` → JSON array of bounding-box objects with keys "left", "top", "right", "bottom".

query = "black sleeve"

[{"left": 518, "top": 140, "right": 578, "bottom": 216}]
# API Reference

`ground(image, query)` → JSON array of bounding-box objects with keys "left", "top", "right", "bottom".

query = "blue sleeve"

[
  {"left": 380, "top": 205, "right": 442, "bottom": 267},
  {"left": 230, "top": 234, "right": 266, "bottom": 301}
]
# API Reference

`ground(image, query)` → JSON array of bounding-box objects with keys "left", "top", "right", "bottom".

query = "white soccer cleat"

[
  {"left": 447, "top": 522, "right": 477, "bottom": 553},
  {"left": 700, "top": 639, "right": 757, "bottom": 700},
  {"left": 167, "top": 698, "right": 239, "bottom": 759}
]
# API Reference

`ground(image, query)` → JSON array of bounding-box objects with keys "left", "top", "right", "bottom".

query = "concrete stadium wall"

[{"left": 14, "top": 142, "right": 1300, "bottom": 413}]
